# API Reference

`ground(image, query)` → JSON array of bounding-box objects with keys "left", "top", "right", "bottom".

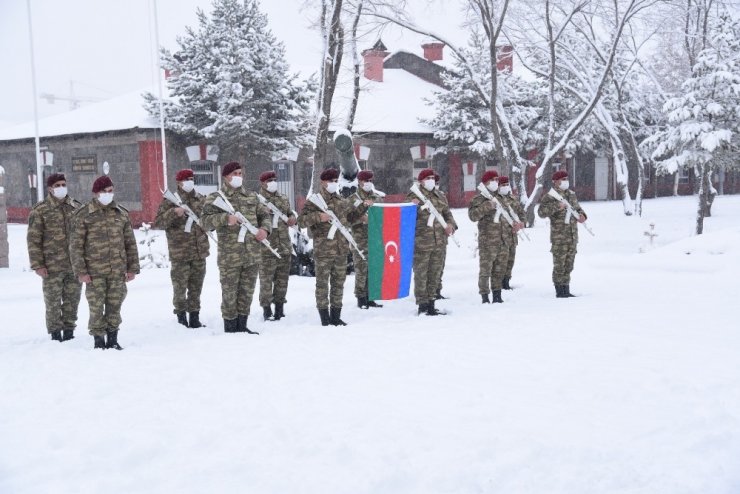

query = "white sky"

[{"left": 0, "top": 0, "right": 467, "bottom": 126}]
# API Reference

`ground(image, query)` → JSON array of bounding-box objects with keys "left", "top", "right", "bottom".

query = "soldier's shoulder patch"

[{"left": 31, "top": 200, "right": 47, "bottom": 211}]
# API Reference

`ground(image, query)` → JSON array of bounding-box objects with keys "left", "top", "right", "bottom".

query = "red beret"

[
  {"left": 498, "top": 176, "right": 509, "bottom": 185},
  {"left": 259, "top": 171, "right": 276, "bottom": 182},
  {"left": 222, "top": 161, "right": 242, "bottom": 177},
  {"left": 357, "top": 170, "right": 373, "bottom": 181},
  {"left": 417, "top": 168, "right": 435, "bottom": 181},
  {"left": 175, "top": 169, "right": 194, "bottom": 181},
  {"left": 320, "top": 168, "right": 339, "bottom": 181},
  {"left": 481, "top": 170, "right": 498, "bottom": 183},
  {"left": 46, "top": 173, "right": 66, "bottom": 187},
  {"left": 552, "top": 170, "right": 568, "bottom": 181},
  {"left": 92, "top": 175, "right": 113, "bottom": 193}
]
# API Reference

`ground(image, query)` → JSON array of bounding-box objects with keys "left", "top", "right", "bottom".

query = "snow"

[{"left": 1, "top": 195, "right": 740, "bottom": 493}]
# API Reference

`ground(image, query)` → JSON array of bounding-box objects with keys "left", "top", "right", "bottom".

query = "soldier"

[
  {"left": 26, "top": 173, "right": 83, "bottom": 342},
  {"left": 433, "top": 172, "right": 449, "bottom": 300},
  {"left": 200, "top": 161, "right": 271, "bottom": 334},
  {"left": 350, "top": 170, "right": 383, "bottom": 309},
  {"left": 257, "top": 170, "right": 296, "bottom": 321},
  {"left": 407, "top": 168, "right": 457, "bottom": 315},
  {"left": 154, "top": 169, "right": 210, "bottom": 329},
  {"left": 70, "top": 175, "right": 140, "bottom": 350},
  {"left": 498, "top": 176, "right": 526, "bottom": 290},
  {"left": 537, "top": 170, "right": 587, "bottom": 298},
  {"left": 298, "top": 168, "right": 361, "bottom": 326},
  {"left": 468, "top": 170, "right": 510, "bottom": 304}
]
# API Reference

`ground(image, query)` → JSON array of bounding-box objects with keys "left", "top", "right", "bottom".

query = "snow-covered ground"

[{"left": 1, "top": 195, "right": 739, "bottom": 494}]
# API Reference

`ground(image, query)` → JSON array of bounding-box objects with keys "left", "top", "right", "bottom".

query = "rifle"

[
  {"left": 476, "top": 184, "right": 530, "bottom": 242},
  {"left": 409, "top": 183, "right": 461, "bottom": 247},
  {"left": 257, "top": 193, "right": 307, "bottom": 256},
  {"left": 546, "top": 188, "right": 595, "bottom": 237},
  {"left": 162, "top": 189, "right": 217, "bottom": 243},
  {"left": 211, "top": 193, "right": 282, "bottom": 258},
  {"left": 307, "top": 193, "right": 366, "bottom": 260}
]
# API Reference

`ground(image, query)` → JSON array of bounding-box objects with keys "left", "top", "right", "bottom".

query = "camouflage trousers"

[
  {"left": 413, "top": 244, "right": 446, "bottom": 305},
  {"left": 551, "top": 242, "right": 577, "bottom": 284},
  {"left": 259, "top": 252, "right": 291, "bottom": 306},
  {"left": 219, "top": 261, "right": 258, "bottom": 319},
  {"left": 505, "top": 243, "right": 517, "bottom": 279},
  {"left": 478, "top": 243, "right": 510, "bottom": 293},
  {"left": 353, "top": 250, "right": 368, "bottom": 297},
  {"left": 42, "top": 271, "right": 82, "bottom": 333},
  {"left": 85, "top": 274, "right": 128, "bottom": 336},
  {"left": 170, "top": 259, "right": 206, "bottom": 313},
  {"left": 314, "top": 253, "right": 347, "bottom": 309}
]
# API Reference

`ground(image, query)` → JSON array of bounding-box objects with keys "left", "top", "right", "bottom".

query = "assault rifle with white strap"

[
  {"left": 257, "top": 193, "right": 307, "bottom": 256},
  {"left": 162, "top": 189, "right": 217, "bottom": 243},
  {"left": 307, "top": 193, "right": 366, "bottom": 260},
  {"left": 409, "top": 183, "right": 460, "bottom": 247},
  {"left": 211, "top": 193, "right": 282, "bottom": 258},
  {"left": 546, "top": 188, "right": 595, "bottom": 237},
  {"left": 476, "top": 183, "right": 529, "bottom": 242}
]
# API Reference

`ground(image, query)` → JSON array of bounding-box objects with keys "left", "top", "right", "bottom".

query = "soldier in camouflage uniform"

[
  {"left": 256, "top": 170, "right": 296, "bottom": 321},
  {"left": 70, "top": 175, "right": 140, "bottom": 350},
  {"left": 407, "top": 168, "right": 457, "bottom": 316},
  {"left": 200, "top": 162, "right": 271, "bottom": 334},
  {"left": 299, "top": 168, "right": 362, "bottom": 326},
  {"left": 537, "top": 170, "right": 587, "bottom": 298},
  {"left": 26, "top": 173, "right": 83, "bottom": 342},
  {"left": 433, "top": 173, "right": 449, "bottom": 300},
  {"left": 350, "top": 170, "right": 383, "bottom": 309},
  {"left": 468, "top": 170, "right": 511, "bottom": 304},
  {"left": 154, "top": 169, "right": 210, "bottom": 329},
  {"left": 498, "top": 176, "right": 526, "bottom": 290}
]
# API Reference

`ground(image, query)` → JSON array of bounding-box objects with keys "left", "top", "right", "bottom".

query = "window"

[
  {"left": 191, "top": 161, "right": 216, "bottom": 186},
  {"left": 678, "top": 167, "right": 690, "bottom": 184}
]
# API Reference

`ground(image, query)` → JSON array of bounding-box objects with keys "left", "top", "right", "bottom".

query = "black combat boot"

[
  {"left": 555, "top": 285, "right": 565, "bottom": 298},
  {"left": 426, "top": 300, "right": 444, "bottom": 316},
  {"left": 273, "top": 303, "right": 285, "bottom": 320},
  {"left": 318, "top": 308, "right": 331, "bottom": 326},
  {"left": 50, "top": 330, "right": 62, "bottom": 342},
  {"left": 481, "top": 293, "right": 490, "bottom": 304},
  {"left": 224, "top": 318, "right": 238, "bottom": 333},
  {"left": 502, "top": 278, "right": 512, "bottom": 290},
  {"left": 106, "top": 331, "right": 123, "bottom": 350},
  {"left": 93, "top": 335, "right": 106, "bottom": 349},
  {"left": 563, "top": 284, "right": 576, "bottom": 297},
  {"left": 176, "top": 312, "right": 189, "bottom": 327},
  {"left": 435, "top": 289, "right": 448, "bottom": 300},
  {"left": 330, "top": 307, "right": 347, "bottom": 326},
  {"left": 367, "top": 300, "right": 383, "bottom": 308},
  {"left": 417, "top": 303, "right": 428, "bottom": 315},
  {"left": 238, "top": 314, "right": 259, "bottom": 335},
  {"left": 188, "top": 312, "right": 204, "bottom": 328},
  {"left": 262, "top": 305, "right": 273, "bottom": 321},
  {"left": 62, "top": 329, "right": 74, "bottom": 341},
  {"left": 492, "top": 290, "right": 504, "bottom": 303},
  {"left": 357, "top": 296, "right": 368, "bottom": 309}
]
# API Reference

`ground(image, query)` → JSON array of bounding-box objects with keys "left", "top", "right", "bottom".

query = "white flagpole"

[
  {"left": 26, "top": 0, "right": 43, "bottom": 202},
  {"left": 152, "top": 0, "right": 168, "bottom": 190}
]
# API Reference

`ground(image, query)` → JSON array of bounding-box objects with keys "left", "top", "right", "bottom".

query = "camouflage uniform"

[
  {"left": 27, "top": 193, "right": 83, "bottom": 335},
  {"left": 257, "top": 189, "right": 294, "bottom": 307},
  {"left": 70, "top": 198, "right": 140, "bottom": 336},
  {"left": 468, "top": 191, "right": 511, "bottom": 294},
  {"left": 538, "top": 188, "right": 586, "bottom": 284},
  {"left": 406, "top": 187, "right": 457, "bottom": 307},
  {"left": 501, "top": 193, "right": 527, "bottom": 286},
  {"left": 154, "top": 188, "right": 210, "bottom": 315},
  {"left": 299, "top": 188, "right": 359, "bottom": 310},
  {"left": 349, "top": 187, "right": 383, "bottom": 299},
  {"left": 200, "top": 185, "right": 271, "bottom": 320}
]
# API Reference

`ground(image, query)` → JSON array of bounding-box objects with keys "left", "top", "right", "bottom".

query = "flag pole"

[
  {"left": 152, "top": 0, "right": 168, "bottom": 191},
  {"left": 26, "top": 0, "right": 43, "bottom": 202}
]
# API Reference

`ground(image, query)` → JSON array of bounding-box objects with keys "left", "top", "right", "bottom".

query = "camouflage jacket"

[
  {"left": 154, "top": 188, "right": 210, "bottom": 262},
  {"left": 406, "top": 186, "right": 458, "bottom": 249},
  {"left": 467, "top": 191, "right": 511, "bottom": 248},
  {"left": 200, "top": 184, "right": 271, "bottom": 267},
  {"left": 299, "top": 188, "right": 360, "bottom": 258},
  {"left": 70, "top": 198, "right": 141, "bottom": 277},
  {"left": 500, "top": 193, "right": 526, "bottom": 246},
  {"left": 350, "top": 187, "right": 384, "bottom": 249},
  {"left": 27, "top": 193, "right": 83, "bottom": 274},
  {"left": 538, "top": 188, "right": 587, "bottom": 245},
  {"left": 257, "top": 188, "right": 295, "bottom": 257}
]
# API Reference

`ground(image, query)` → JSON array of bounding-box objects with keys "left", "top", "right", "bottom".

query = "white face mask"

[
  {"left": 361, "top": 182, "right": 373, "bottom": 192},
  {"left": 326, "top": 182, "right": 339, "bottom": 194},
  {"left": 229, "top": 176, "right": 243, "bottom": 188},
  {"left": 486, "top": 181, "right": 499, "bottom": 192},
  {"left": 181, "top": 180, "right": 195, "bottom": 193},
  {"left": 98, "top": 192, "right": 114, "bottom": 205},
  {"left": 52, "top": 187, "right": 67, "bottom": 199},
  {"left": 559, "top": 180, "right": 570, "bottom": 191},
  {"left": 499, "top": 185, "right": 511, "bottom": 195},
  {"left": 265, "top": 181, "right": 278, "bottom": 193},
  {"left": 423, "top": 178, "right": 436, "bottom": 191}
]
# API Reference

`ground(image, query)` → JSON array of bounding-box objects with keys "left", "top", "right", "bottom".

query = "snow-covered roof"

[{"left": 0, "top": 88, "right": 159, "bottom": 142}]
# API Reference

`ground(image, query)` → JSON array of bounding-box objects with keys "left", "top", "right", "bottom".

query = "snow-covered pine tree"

[
  {"left": 144, "top": 0, "right": 314, "bottom": 160},
  {"left": 644, "top": 12, "right": 740, "bottom": 234}
]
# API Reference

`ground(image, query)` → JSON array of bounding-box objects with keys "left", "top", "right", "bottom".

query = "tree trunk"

[{"left": 695, "top": 162, "right": 711, "bottom": 234}]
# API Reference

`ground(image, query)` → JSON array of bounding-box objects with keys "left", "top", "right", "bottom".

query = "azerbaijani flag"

[{"left": 367, "top": 203, "right": 417, "bottom": 301}]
